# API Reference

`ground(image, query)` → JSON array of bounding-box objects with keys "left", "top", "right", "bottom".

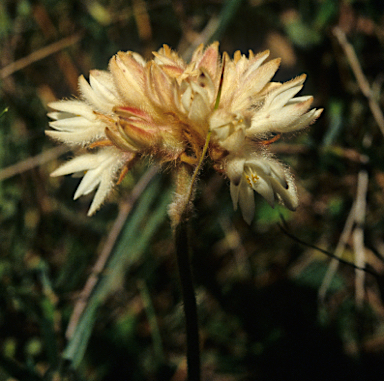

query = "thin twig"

[
  {"left": 279, "top": 222, "right": 379, "bottom": 278},
  {"left": 0, "top": 34, "right": 82, "bottom": 79},
  {"left": 318, "top": 202, "right": 356, "bottom": 302},
  {"left": 0, "top": 145, "right": 69, "bottom": 181},
  {"left": 65, "top": 166, "right": 159, "bottom": 339},
  {"left": 353, "top": 169, "right": 369, "bottom": 307},
  {"left": 333, "top": 26, "right": 384, "bottom": 136},
  {"left": 318, "top": 169, "right": 369, "bottom": 304}
]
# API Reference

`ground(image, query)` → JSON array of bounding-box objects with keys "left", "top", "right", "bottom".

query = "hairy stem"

[
  {"left": 175, "top": 218, "right": 200, "bottom": 381},
  {"left": 170, "top": 131, "right": 212, "bottom": 380}
]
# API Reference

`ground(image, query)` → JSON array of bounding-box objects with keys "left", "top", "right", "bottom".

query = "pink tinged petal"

[
  {"left": 196, "top": 42, "right": 220, "bottom": 81},
  {"left": 191, "top": 44, "right": 205, "bottom": 64},
  {"left": 114, "top": 106, "right": 151, "bottom": 120},
  {"left": 48, "top": 100, "right": 96, "bottom": 121},
  {"left": 109, "top": 52, "right": 146, "bottom": 106},
  {"left": 146, "top": 63, "right": 174, "bottom": 107},
  {"left": 238, "top": 180, "right": 255, "bottom": 225},
  {"left": 226, "top": 156, "right": 246, "bottom": 185}
]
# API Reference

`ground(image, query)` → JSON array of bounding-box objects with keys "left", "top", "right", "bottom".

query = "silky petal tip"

[
  {"left": 314, "top": 108, "right": 324, "bottom": 119},
  {"left": 242, "top": 209, "right": 254, "bottom": 225}
]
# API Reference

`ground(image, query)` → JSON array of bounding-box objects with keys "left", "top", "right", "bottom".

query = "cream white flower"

[
  {"left": 227, "top": 153, "right": 298, "bottom": 224},
  {"left": 51, "top": 148, "right": 133, "bottom": 216},
  {"left": 208, "top": 50, "right": 322, "bottom": 223},
  {"left": 47, "top": 43, "right": 322, "bottom": 220}
]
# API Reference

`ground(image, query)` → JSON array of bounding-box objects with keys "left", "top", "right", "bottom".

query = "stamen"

[
  {"left": 246, "top": 173, "right": 259, "bottom": 187},
  {"left": 252, "top": 174, "right": 259, "bottom": 182}
]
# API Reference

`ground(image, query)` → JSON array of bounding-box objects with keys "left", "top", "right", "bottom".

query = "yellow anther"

[{"left": 245, "top": 175, "right": 252, "bottom": 187}]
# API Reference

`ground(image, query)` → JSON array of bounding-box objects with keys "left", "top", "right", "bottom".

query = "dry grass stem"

[
  {"left": 0, "top": 145, "right": 69, "bottom": 181},
  {"left": 65, "top": 165, "right": 159, "bottom": 340},
  {"left": 0, "top": 34, "right": 82, "bottom": 79},
  {"left": 333, "top": 26, "right": 384, "bottom": 136},
  {"left": 353, "top": 169, "right": 369, "bottom": 307}
]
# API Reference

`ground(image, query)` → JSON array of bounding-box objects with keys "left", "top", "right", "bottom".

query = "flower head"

[{"left": 47, "top": 43, "right": 322, "bottom": 220}]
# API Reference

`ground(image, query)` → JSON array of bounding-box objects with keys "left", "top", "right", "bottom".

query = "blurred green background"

[{"left": 2, "top": 0, "right": 384, "bottom": 380}]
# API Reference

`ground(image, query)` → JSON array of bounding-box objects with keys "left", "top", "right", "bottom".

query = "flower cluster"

[{"left": 47, "top": 43, "right": 322, "bottom": 223}]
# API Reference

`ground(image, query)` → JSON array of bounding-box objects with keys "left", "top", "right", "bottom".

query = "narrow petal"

[
  {"left": 50, "top": 152, "right": 109, "bottom": 177},
  {"left": 264, "top": 74, "right": 306, "bottom": 110},
  {"left": 241, "top": 50, "right": 270, "bottom": 78},
  {"left": 270, "top": 177, "right": 298, "bottom": 211},
  {"left": 230, "top": 182, "right": 240, "bottom": 210},
  {"left": 49, "top": 117, "right": 104, "bottom": 132},
  {"left": 48, "top": 100, "right": 96, "bottom": 121},
  {"left": 73, "top": 153, "right": 116, "bottom": 199},
  {"left": 188, "top": 89, "right": 211, "bottom": 125},
  {"left": 238, "top": 180, "right": 255, "bottom": 225},
  {"left": 233, "top": 58, "right": 281, "bottom": 111},
  {"left": 89, "top": 70, "right": 120, "bottom": 105},
  {"left": 109, "top": 52, "right": 146, "bottom": 106},
  {"left": 226, "top": 156, "right": 246, "bottom": 185},
  {"left": 45, "top": 129, "right": 105, "bottom": 145},
  {"left": 196, "top": 42, "right": 220, "bottom": 81},
  {"left": 248, "top": 97, "right": 314, "bottom": 135},
  {"left": 283, "top": 108, "right": 323, "bottom": 132},
  {"left": 249, "top": 173, "right": 275, "bottom": 207}
]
